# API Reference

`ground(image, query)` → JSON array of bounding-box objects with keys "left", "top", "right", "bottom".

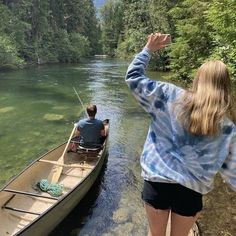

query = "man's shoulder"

[
  {"left": 94, "top": 119, "right": 104, "bottom": 125},
  {"left": 91, "top": 119, "right": 104, "bottom": 130},
  {"left": 95, "top": 118, "right": 103, "bottom": 122},
  {"left": 78, "top": 118, "right": 88, "bottom": 126}
]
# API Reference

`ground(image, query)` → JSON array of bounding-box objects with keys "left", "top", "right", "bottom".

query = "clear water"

[{"left": 0, "top": 59, "right": 235, "bottom": 236}]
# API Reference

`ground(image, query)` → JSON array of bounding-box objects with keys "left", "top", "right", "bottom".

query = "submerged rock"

[
  {"left": 52, "top": 106, "right": 67, "bottom": 110},
  {"left": 44, "top": 113, "right": 64, "bottom": 121},
  {"left": 0, "top": 106, "right": 14, "bottom": 113}
]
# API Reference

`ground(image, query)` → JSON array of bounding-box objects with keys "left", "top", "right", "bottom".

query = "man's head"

[{"left": 86, "top": 104, "right": 97, "bottom": 118}]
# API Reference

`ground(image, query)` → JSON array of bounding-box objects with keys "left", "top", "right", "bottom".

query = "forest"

[
  {"left": 0, "top": 0, "right": 236, "bottom": 81},
  {"left": 0, "top": 0, "right": 101, "bottom": 68}
]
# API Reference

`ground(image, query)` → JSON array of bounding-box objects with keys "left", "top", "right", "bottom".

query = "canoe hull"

[{"left": 20, "top": 149, "right": 107, "bottom": 236}]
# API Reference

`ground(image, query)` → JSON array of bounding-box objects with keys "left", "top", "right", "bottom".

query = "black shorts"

[{"left": 141, "top": 180, "right": 203, "bottom": 217}]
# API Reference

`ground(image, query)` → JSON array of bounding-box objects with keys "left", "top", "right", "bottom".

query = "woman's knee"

[{"left": 170, "top": 212, "right": 200, "bottom": 236}]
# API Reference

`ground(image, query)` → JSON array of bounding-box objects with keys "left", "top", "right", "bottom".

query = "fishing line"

[{"left": 73, "top": 86, "right": 89, "bottom": 118}]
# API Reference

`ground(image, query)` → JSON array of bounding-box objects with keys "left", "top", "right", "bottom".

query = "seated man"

[{"left": 70, "top": 104, "right": 106, "bottom": 151}]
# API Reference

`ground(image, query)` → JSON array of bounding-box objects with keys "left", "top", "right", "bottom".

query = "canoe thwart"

[
  {"left": 2, "top": 194, "right": 41, "bottom": 216},
  {"left": 39, "top": 159, "right": 93, "bottom": 169},
  {"left": 3, "top": 189, "right": 58, "bottom": 200},
  {"left": 3, "top": 206, "right": 41, "bottom": 216}
]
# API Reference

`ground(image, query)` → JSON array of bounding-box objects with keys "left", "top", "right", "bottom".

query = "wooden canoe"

[{"left": 0, "top": 119, "right": 109, "bottom": 236}]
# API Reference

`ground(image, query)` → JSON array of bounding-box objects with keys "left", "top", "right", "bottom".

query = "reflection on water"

[{"left": 0, "top": 59, "right": 235, "bottom": 235}]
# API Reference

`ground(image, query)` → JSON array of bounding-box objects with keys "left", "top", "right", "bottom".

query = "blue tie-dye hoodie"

[{"left": 125, "top": 47, "right": 236, "bottom": 194}]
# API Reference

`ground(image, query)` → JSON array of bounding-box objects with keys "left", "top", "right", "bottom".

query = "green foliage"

[
  {"left": 69, "top": 33, "right": 91, "bottom": 61},
  {"left": 168, "top": 0, "right": 213, "bottom": 80},
  {"left": 116, "top": 0, "right": 151, "bottom": 58},
  {"left": 206, "top": 0, "right": 236, "bottom": 77},
  {"left": 1, "top": 0, "right": 236, "bottom": 81},
  {"left": 100, "top": 0, "right": 236, "bottom": 81},
  {"left": 104, "top": 0, "right": 180, "bottom": 70},
  {"left": 0, "top": 0, "right": 100, "bottom": 69},
  {"left": 100, "top": 0, "right": 124, "bottom": 56},
  {"left": 0, "top": 35, "right": 24, "bottom": 69}
]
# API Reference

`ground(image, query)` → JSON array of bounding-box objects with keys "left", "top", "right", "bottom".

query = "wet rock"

[
  {"left": 102, "top": 233, "right": 113, "bottom": 236},
  {"left": 111, "top": 222, "right": 134, "bottom": 236},
  {"left": 131, "top": 210, "right": 146, "bottom": 226},
  {"left": 113, "top": 208, "right": 130, "bottom": 223}
]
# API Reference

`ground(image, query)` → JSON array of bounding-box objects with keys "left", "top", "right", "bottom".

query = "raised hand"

[{"left": 145, "top": 33, "right": 171, "bottom": 52}]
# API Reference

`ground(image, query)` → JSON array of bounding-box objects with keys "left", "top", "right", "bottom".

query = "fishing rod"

[{"left": 73, "top": 86, "right": 89, "bottom": 118}]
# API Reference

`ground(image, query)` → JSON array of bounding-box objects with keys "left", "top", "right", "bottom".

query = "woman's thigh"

[
  {"left": 144, "top": 203, "right": 170, "bottom": 236},
  {"left": 170, "top": 212, "right": 200, "bottom": 236}
]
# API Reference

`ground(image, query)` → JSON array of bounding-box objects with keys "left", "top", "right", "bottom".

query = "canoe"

[{"left": 0, "top": 119, "right": 109, "bottom": 236}]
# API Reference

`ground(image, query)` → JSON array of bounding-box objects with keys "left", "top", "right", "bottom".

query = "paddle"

[{"left": 49, "top": 124, "right": 77, "bottom": 184}]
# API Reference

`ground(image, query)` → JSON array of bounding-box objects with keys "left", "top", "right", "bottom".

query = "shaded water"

[{"left": 0, "top": 59, "right": 235, "bottom": 236}]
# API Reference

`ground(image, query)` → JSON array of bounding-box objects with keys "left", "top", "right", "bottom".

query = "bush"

[{"left": 0, "top": 35, "right": 24, "bottom": 70}]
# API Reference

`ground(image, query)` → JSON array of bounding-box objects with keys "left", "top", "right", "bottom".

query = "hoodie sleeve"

[
  {"left": 220, "top": 130, "right": 236, "bottom": 192},
  {"left": 125, "top": 47, "right": 175, "bottom": 114}
]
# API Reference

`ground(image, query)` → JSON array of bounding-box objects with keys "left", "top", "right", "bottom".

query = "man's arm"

[
  {"left": 75, "top": 129, "right": 80, "bottom": 137},
  {"left": 101, "top": 123, "right": 107, "bottom": 137}
]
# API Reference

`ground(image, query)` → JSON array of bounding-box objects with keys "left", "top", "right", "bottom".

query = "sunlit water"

[{"left": 0, "top": 59, "right": 235, "bottom": 236}]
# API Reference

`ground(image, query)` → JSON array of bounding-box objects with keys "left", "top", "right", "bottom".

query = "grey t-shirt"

[{"left": 77, "top": 118, "right": 104, "bottom": 146}]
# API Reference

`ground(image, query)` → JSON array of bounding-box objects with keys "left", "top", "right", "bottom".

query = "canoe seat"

[{"left": 78, "top": 145, "right": 102, "bottom": 152}]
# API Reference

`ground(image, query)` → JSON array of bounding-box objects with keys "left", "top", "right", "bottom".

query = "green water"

[{"left": 0, "top": 60, "right": 235, "bottom": 236}]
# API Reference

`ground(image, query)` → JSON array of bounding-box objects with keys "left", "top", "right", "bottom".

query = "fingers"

[
  {"left": 148, "top": 33, "right": 166, "bottom": 44},
  {"left": 155, "top": 32, "right": 161, "bottom": 37},
  {"left": 148, "top": 32, "right": 161, "bottom": 38},
  {"left": 163, "top": 34, "right": 168, "bottom": 41},
  {"left": 145, "top": 32, "right": 170, "bottom": 52}
]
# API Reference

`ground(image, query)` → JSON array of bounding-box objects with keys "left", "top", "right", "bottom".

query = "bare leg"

[
  {"left": 70, "top": 142, "right": 78, "bottom": 152},
  {"left": 170, "top": 212, "right": 200, "bottom": 236},
  {"left": 144, "top": 203, "right": 170, "bottom": 236}
]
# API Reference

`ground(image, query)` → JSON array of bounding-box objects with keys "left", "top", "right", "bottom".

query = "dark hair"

[{"left": 86, "top": 104, "right": 97, "bottom": 117}]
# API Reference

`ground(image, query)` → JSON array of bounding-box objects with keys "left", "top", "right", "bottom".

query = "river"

[{"left": 0, "top": 59, "right": 235, "bottom": 235}]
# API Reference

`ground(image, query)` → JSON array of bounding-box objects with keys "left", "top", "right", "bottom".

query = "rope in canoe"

[{"left": 37, "top": 179, "right": 63, "bottom": 197}]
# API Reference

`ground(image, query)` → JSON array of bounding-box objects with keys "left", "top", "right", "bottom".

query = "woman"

[{"left": 125, "top": 33, "right": 236, "bottom": 236}]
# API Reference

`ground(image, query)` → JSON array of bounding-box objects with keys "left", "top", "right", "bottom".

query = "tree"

[
  {"left": 0, "top": 35, "right": 24, "bottom": 69},
  {"left": 0, "top": 3, "right": 25, "bottom": 69},
  {"left": 100, "top": 0, "right": 124, "bottom": 56},
  {"left": 207, "top": 0, "right": 236, "bottom": 77},
  {"left": 0, "top": 0, "right": 101, "bottom": 68},
  {"left": 169, "top": 0, "right": 213, "bottom": 80},
  {"left": 116, "top": 0, "right": 151, "bottom": 58}
]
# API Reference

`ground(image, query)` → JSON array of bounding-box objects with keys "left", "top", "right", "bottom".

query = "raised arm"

[{"left": 125, "top": 33, "right": 173, "bottom": 114}]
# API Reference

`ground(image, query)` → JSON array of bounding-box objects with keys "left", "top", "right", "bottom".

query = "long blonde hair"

[{"left": 179, "top": 60, "right": 236, "bottom": 136}]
